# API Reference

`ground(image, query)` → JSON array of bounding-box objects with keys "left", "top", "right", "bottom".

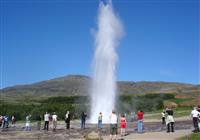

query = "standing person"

[
  {"left": 191, "top": 107, "right": 200, "bottom": 132},
  {"left": 137, "top": 110, "right": 144, "bottom": 133},
  {"left": 65, "top": 111, "right": 71, "bottom": 129},
  {"left": 52, "top": 112, "right": 58, "bottom": 131},
  {"left": 11, "top": 115, "right": 16, "bottom": 128},
  {"left": 2, "top": 116, "right": 6, "bottom": 128},
  {"left": 81, "top": 112, "right": 87, "bottom": 129},
  {"left": 120, "top": 114, "right": 127, "bottom": 137},
  {"left": 98, "top": 112, "right": 103, "bottom": 129},
  {"left": 44, "top": 112, "right": 50, "bottom": 131},
  {"left": 3, "top": 115, "right": 9, "bottom": 128},
  {"left": 0, "top": 115, "right": 3, "bottom": 128},
  {"left": 197, "top": 105, "right": 200, "bottom": 131},
  {"left": 161, "top": 110, "right": 166, "bottom": 124},
  {"left": 110, "top": 110, "right": 118, "bottom": 140},
  {"left": 24, "top": 114, "right": 31, "bottom": 131},
  {"left": 165, "top": 108, "right": 175, "bottom": 133},
  {"left": 36, "top": 114, "right": 42, "bottom": 130}
]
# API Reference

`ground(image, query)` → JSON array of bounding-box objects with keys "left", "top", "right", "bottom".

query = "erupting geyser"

[{"left": 90, "top": 0, "right": 124, "bottom": 123}]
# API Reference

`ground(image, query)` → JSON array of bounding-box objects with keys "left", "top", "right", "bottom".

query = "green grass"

[
  {"left": 144, "top": 110, "right": 191, "bottom": 120},
  {"left": 178, "top": 133, "right": 200, "bottom": 140},
  {"left": 166, "top": 98, "right": 193, "bottom": 104}
]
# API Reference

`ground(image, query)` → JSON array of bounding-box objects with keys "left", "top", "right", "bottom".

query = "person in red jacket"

[
  {"left": 137, "top": 110, "right": 143, "bottom": 133},
  {"left": 120, "top": 114, "right": 127, "bottom": 136}
]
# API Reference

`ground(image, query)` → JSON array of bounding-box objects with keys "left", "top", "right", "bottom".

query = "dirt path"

[
  {"left": 0, "top": 119, "right": 194, "bottom": 140},
  {"left": 103, "top": 129, "right": 192, "bottom": 140}
]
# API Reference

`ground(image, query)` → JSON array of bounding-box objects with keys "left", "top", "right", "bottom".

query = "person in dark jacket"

[
  {"left": 65, "top": 111, "right": 71, "bottom": 129},
  {"left": 81, "top": 112, "right": 87, "bottom": 129}
]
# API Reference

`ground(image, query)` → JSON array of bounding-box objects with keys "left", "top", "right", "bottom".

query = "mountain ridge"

[{"left": 0, "top": 75, "right": 199, "bottom": 100}]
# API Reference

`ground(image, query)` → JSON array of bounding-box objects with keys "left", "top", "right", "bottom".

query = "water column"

[{"left": 90, "top": 0, "right": 124, "bottom": 123}]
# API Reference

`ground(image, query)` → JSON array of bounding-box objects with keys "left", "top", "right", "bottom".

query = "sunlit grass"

[{"left": 178, "top": 133, "right": 200, "bottom": 140}]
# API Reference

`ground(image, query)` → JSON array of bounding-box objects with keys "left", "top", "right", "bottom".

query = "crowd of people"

[
  {"left": 0, "top": 111, "right": 72, "bottom": 131},
  {"left": 0, "top": 105, "right": 200, "bottom": 139},
  {"left": 0, "top": 115, "right": 9, "bottom": 128}
]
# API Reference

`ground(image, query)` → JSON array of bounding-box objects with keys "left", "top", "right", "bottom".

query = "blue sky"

[{"left": 0, "top": 0, "right": 199, "bottom": 88}]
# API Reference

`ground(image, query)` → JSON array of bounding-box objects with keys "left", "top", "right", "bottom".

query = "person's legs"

[
  {"left": 114, "top": 124, "right": 117, "bottom": 139},
  {"left": 110, "top": 126, "right": 113, "bottom": 140},
  {"left": 53, "top": 121, "right": 57, "bottom": 131},
  {"left": 171, "top": 122, "right": 174, "bottom": 132},
  {"left": 167, "top": 123, "right": 170, "bottom": 132},
  {"left": 193, "top": 118, "right": 198, "bottom": 132},
  {"left": 5, "top": 121, "right": 8, "bottom": 128},
  {"left": 110, "top": 134, "right": 113, "bottom": 140},
  {"left": 162, "top": 117, "right": 165, "bottom": 124},
  {"left": 110, "top": 124, "right": 114, "bottom": 140},
  {"left": 138, "top": 121, "right": 140, "bottom": 132},
  {"left": 37, "top": 121, "right": 39, "bottom": 130},
  {"left": 138, "top": 120, "right": 143, "bottom": 133},
  {"left": 52, "top": 121, "right": 55, "bottom": 131},
  {"left": 123, "top": 128, "right": 126, "bottom": 136},
  {"left": 44, "top": 121, "right": 47, "bottom": 130},
  {"left": 67, "top": 121, "right": 70, "bottom": 129},
  {"left": 141, "top": 121, "right": 144, "bottom": 132},
  {"left": 192, "top": 118, "right": 196, "bottom": 131},
  {"left": 2, "top": 121, "right": 5, "bottom": 128},
  {"left": 113, "top": 134, "right": 117, "bottom": 140},
  {"left": 47, "top": 121, "right": 49, "bottom": 131},
  {"left": 195, "top": 118, "right": 199, "bottom": 132},
  {"left": 121, "top": 128, "right": 125, "bottom": 136},
  {"left": 55, "top": 121, "right": 57, "bottom": 130},
  {"left": 28, "top": 124, "right": 31, "bottom": 131},
  {"left": 198, "top": 120, "right": 200, "bottom": 132},
  {"left": 24, "top": 125, "right": 27, "bottom": 131},
  {"left": 81, "top": 120, "right": 83, "bottom": 129},
  {"left": 83, "top": 121, "right": 85, "bottom": 129},
  {"left": 98, "top": 120, "right": 102, "bottom": 129}
]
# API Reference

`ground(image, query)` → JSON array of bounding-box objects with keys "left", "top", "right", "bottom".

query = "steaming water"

[{"left": 90, "top": 0, "right": 124, "bottom": 123}]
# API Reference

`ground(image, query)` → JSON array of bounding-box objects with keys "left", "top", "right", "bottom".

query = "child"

[
  {"left": 120, "top": 114, "right": 127, "bottom": 136},
  {"left": 98, "top": 112, "right": 103, "bottom": 129}
]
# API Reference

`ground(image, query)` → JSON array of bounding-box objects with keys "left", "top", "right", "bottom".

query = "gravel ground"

[{"left": 0, "top": 119, "right": 194, "bottom": 140}]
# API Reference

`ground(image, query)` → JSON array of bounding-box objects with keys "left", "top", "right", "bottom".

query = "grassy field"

[
  {"left": 1, "top": 93, "right": 199, "bottom": 121},
  {"left": 144, "top": 110, "right": 191, "bottom": 120},
  {"left": 178, "top": 133, "right": 200, "bottom": 140}
]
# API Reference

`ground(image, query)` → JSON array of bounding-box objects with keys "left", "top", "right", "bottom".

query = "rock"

[{"left": 85, "top": 131, "right": 102, "bottom": 140}]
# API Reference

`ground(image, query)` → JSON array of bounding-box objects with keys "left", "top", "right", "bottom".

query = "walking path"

[
  {"left": 103, "top": 129, "right": 192, "bottom": 140},
  {"left": 0, "top": 118, "right": 194, "bottom": 140}
]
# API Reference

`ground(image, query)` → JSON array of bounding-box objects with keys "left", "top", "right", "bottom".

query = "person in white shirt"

[
  {"left": 44, "top": 112, "right": 50, "bottom": 131},
  {"left": 191, "top": 107, "right": 200, "bottom": 132},
  {"left": 52, "top": 112, "right": 58, "bottom": 131},
  {"left": 110, "top": 110, "right": 118, "bottom": 140},
  {"left": 24, "top": 114, "right": 31, "bottom": 131},
  {"left": 161, "top": 110, "right": 165, "bottom": 124}
]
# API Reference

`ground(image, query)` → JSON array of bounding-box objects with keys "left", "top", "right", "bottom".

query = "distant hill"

[{"left": 0, "top": 75, "right": 199, "bottom": 101}]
